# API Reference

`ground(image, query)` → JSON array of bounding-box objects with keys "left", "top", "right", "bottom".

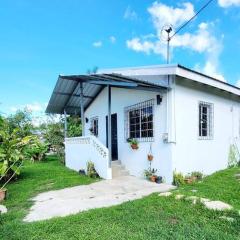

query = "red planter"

[{"left": 131, "top": 144, "right": 139, "bottom": 150}]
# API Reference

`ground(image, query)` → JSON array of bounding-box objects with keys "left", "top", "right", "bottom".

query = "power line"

[{"left": 170, "top": 0, "right": 216, "bottom": 40}]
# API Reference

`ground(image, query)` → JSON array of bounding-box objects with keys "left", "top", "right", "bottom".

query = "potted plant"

[
  {"left": 150, "top": 168, "right": 158, "bottom": 182},
  {"left": 184, "top": 174, "right": 195, "bottom": 184},
  {"left": 144, "top": 168, "right": 152, "bottom": 179},
  {"left": 155, "top": 176, "right": 163, "bottom": 184},
  {"left": 147, "top": 144, "right": 153, "bottom": 161},
  {"left": 127, "top": 138, "right": 139, "bottom": 150},
  {"left": 147, "top": 154, "right": 153, "bottom": 161}
]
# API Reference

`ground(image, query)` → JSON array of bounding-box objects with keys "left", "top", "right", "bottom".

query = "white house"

[{"left": 46, "top": 64, "right": 240, "bottom": 183}]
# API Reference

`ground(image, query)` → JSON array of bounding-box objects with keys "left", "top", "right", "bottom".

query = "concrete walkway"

[{"left": 24, "top": 176, "right": 175, "bottom": 222}]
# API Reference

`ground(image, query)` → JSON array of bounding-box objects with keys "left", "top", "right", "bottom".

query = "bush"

[
  {"left": 173, "top": 171, "right": 185, "bottom": 186},
  {"left": 0, "top": 120, "right": 31, "bottom": 183},
  {"left": 190, "top": 171, "right": 203, "bottom": 180},
  {"left": 87, "top": 161, "right": 99, "bottom": 178},
  {"left": 24, "top": 136, "right": 48, "bottom": 162}
]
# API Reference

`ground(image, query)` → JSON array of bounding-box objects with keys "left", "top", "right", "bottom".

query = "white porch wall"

[
  {"left": 173, "top": 81, "right": 240, "bottom": 175},
  {"left": 85, "top": 87, "right": 173, "bottom": 183}
]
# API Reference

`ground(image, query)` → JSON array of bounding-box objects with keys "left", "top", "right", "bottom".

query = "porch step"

[{"left": 112, "top": 161, "right": 130, "bottom": 178}]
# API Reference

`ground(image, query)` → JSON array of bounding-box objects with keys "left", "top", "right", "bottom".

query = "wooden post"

[
  {"left": 80, "top": 82, "right": 85, "bottom": 136},
  {"left": 108, "top": 85, "right": 112, "bottom": 167}
]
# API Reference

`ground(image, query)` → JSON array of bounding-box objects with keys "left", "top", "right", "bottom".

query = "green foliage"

[
  {"left": 228, "top": 144, "right": 239, "bottom": 167},
  {"left": 190, "top": 171, "right": 204, "bottom": 180},
  {"left": 87, "top": 161, "right": 99, "bottom": 178},
  {"left": 7, "top": 109, "right": 33, "bottom": 138},
  {"left": 127, "top": 138, "right": 139, "bottom": 145},
  {"left": 0, "top": 118, "right": 31, "bottom": 183},
  {"left": 67, "top": 116, "right": 82, "bottom": 137},
  {"left": 173, "top": 171, "right": 185, "bottom": 186},
  {"left": 144, "top": 168, "right": 157, "bottom": 178},
  {"left": 24, "top": 136, "right": 48, "bottom": 162},
  {"left": 0, "top": 160, "right": 239, "bottom": 240},
  {"left": 40, "top": 115, "right": 65, "bottom": 162}
]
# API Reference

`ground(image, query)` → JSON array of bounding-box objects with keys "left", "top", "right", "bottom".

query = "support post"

[
  {"left": 80, "top": 82, "right": 85, "bottom": 136},
  {"left": 107, "top": 85, "right": 112, "bottom": 167},
  {"left": 64, "top": 109, "right": 67, "bottom": 138}
]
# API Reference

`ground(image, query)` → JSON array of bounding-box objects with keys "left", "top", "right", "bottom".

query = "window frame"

[
  {"left": 124, "top": 99, "right": 154, "bottom": 142},
  {"left": 198, "top": 101, "right": 214, "bottom": 140}
]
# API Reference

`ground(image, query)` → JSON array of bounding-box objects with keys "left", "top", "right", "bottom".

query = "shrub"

[
  {"left": 228, "top": 144, "right": 239, "bottom": 168},
  {"left": 87, "top": 161, "right": 99, "bottom": 178},
  {"left": 190, "top": 171, "right": 203, "bottom": 180},
  {"left": 0, "top": 121, "right": 31, "bottom": 182},
  {"left": 24, "top": 136, "right": 48, "bottom": 162},
  {"left": 173, "top": 171, "right": 185, "bottom": 186}
]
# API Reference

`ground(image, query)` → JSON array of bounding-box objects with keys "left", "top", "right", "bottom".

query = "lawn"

[{"left": 0, "top": 156, "right": 240, "bottom": 240}]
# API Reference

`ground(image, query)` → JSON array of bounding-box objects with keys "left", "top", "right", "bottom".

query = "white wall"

[
  {"left": 172, "top": 79, "right": 240, "bottom": 176},
  {"left": 65, "top": 136, "right": 112, "bottom": 179},
  {"left": 85, "top": 87, "right": 173, "bottom": 183}
]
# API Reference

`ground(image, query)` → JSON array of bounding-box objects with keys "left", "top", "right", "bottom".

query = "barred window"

[
  {"left": 91, "top": 117, "right": 98, "bottom": 137},
  {"left": 125, "top": 99, "right": 154, "bottom": 142},
  {"left": 199, "top": 102, "right": 213, "bottom": 139}
]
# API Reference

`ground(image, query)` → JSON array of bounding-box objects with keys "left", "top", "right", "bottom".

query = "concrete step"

[
  {"left": 112, "top": 169, "right": 130, "bottom": 178},
  {"left": 111, "top": 160, "right": 121, "bottom": 166},
  {"left": 111, "top": 161, "right": 130, "bottom": 178}
]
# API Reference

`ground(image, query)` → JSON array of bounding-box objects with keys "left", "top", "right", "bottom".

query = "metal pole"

[
  {"left": 64, "top": 109, "right": 67, "bottom": 138},
  {"left": 80, "top": 82, "right": 85, "bottom": 136},
  {"left": 167, "top": 33, "right": 170, "bottom": 64},
  {"left": 108, "top": 85, "right": 112, "bottom": 167}
]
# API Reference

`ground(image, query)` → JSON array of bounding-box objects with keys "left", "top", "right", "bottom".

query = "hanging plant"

[
  {"left": 147, "top": 144, "right": 153, "bottom": 161},
  {"left": 127, "top": 138, "right": 139, "bottom": 150}
]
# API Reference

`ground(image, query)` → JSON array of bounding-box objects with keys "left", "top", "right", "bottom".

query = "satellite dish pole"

[
  {"left": 161, "top": 24, "right": 173, "bottom": 64},
  {"left": 165, "top": 26, "right": 172, "bottom": 64}
]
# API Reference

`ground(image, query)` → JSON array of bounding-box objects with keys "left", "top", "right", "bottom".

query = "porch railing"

[{"left": 65, "top": 136, "right": 112, "bottom": 179}]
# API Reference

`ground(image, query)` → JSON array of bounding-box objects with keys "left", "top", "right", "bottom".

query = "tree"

[{"left": 7, "top": 109, "right": 33, "bottom": 138}]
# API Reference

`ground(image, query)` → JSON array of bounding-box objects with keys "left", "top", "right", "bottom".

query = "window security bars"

[
  {"left": 90, "top": 117, "right": 98, "bottom": 137},
  {"left": 199, "top": 101, "right": 213, "bottom": 140},
  {"left": 124, "top": 99, "right": 154, "bottom": 142}
]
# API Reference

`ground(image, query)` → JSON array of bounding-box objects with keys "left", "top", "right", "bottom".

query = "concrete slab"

[
  {"left": 204, "top": 200, "right": 233, "bottom": 211},
  {"left": 24, "top": 176, "right": 175, "bottom": 222}
]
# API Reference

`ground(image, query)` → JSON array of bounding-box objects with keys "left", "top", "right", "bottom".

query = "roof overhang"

[{"left": 46, "top": 73, "right": 168, "bottom": 115}]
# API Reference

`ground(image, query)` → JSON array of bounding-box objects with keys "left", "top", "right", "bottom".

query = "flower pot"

[
  {"left": 0, "top": 189, "right": 7, "bottom": 202},
  {"left": 131, "top": 144, "right": 139, "bottom": 150},
  {"left": 156, "top": 176, "right": 163, "bottom": 184},
  {"left": 184, "top": 178, "right": 193, "bottom": 184},
  {"left": 147, "top": 154, "right": 154, "bottom": 161},
  {"left": 150, "top": 175, "right": 157, "bottom": 182}
]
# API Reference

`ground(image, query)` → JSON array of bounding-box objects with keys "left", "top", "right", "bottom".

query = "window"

[
  {"left": 199, "top": 102, "right": 213, "bottom": 139},
  {"left": 125, "top": 99, "right": 154, "bottom": 142},
  {"left": 90, "top": 117, "right": 98, "bottom": 137}
]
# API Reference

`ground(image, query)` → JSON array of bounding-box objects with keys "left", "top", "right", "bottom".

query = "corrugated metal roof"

[{"left": 46, "top": 73, "right": 168, "bottom": 115}]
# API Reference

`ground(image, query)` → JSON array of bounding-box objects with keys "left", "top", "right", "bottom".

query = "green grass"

[{"left": 0, "top": 157, "right": 240, "bottom": 240}]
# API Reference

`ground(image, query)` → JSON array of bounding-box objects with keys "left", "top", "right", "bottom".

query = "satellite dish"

[{"left": 160, "top": 24, "right": 174, "bottom": 42}]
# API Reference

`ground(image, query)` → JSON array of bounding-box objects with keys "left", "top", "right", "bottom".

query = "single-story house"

[{"left": 46, "top": 64, "right": 240, "bottom": 183}]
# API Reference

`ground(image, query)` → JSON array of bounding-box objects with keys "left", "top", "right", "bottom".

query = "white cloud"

[
  {"left": 10, "top": 102, "right": 46, "bottom": 113},
  {"left": 126, "top": 2, "right": 225, "bottom": 81},
  {"left": 218, "top": 0, "right": 240, "bottom": 8},
  {"left": 148, "top": 1, "right": 194, "bottom": 37},
  {"left": 93, "top": 41, "right": 102, "bottom": 48},
  {"left": 124, "top": 6, "right": 138, "bottom": 20},
  {"left": 110, "top": 36, "right": 116, "bottom": 43}
]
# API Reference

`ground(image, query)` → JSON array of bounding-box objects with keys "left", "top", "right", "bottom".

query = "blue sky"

[{"left": 1, "top": 0, "right": 240, "bottom": 120}]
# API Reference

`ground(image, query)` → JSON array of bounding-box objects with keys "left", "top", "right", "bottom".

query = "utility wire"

[{"left": 170, "top": 0, "right": 216, "bottom": 40}]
